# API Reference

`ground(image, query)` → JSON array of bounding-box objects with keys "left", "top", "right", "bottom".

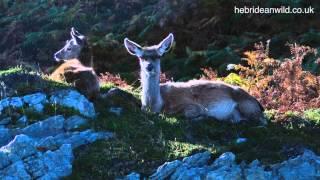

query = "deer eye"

[{"left": 66, "top": 47, "right": 72, "bottom": 51}]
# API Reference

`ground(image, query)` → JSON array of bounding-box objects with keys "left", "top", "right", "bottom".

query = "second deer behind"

[
  {"left": 124, "top": 34, "right": 266, "bottom": 124},
  {"left": 50, "top": 27, "right": 100, "bottom": 99}
]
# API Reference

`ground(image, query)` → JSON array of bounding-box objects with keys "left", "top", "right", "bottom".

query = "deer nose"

[
  {"left": 54, "top": 52, "right": 62, "bottom": 62},
  {"left": 146, "top": 64, "right": 154, "bottom": 72}
]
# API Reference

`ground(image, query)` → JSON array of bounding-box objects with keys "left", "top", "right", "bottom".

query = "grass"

[
  {"left": 67, "top": 88, "right": 320, "bottom": 179},
  {"left": 304, "top": 109, "right": 320, "bottom": 125}
]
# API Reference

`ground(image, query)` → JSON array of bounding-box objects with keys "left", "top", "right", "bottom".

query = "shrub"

[{"left": 99, "top": 72, "right": 129, "bottom": 88}]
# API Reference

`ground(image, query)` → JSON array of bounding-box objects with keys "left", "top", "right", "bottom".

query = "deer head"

[
  {"left": 54, "top": 27, "right": 86, "bottom": 62},
  {"left": 124, "top": 33, "right": 174, "bottom": 77}
]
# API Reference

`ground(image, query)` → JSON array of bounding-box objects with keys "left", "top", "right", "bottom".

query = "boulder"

[
  {"left": 37, "top": 130, "right": 114, "bottom": 150},
  {"left": 20, "top": 115, "right": 65, "bottom": 138},
  {"left": 16, "top": 115, "right": 28, "bottom": 127},
  {"left": 126, "top": 150, "right": 320, "bottom": 180},
  {"left": 50, "top": 90, "right": 96, "bottom": 118},
  {"left": 272, "top": 150, "right": 320, "bottom": 179},
  {"left": 0, "top": 135, "right": 74, "bottom": 179},
  {"left": 64, "top": 115, "right": 88, "bottom": 131}
]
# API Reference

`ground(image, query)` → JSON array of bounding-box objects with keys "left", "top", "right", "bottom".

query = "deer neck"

[
  {"left": 140, "top": 67, "right": 163, "bottom": 113},
  {"left": 78, "top": 43, "right": 93, "bottom": 67}
]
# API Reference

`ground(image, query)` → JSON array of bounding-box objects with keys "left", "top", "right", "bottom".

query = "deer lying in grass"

[
  {"left": 124, "top": 34, "right": 265, "bottom": 123},
  {"left": 50, "top": 27, "right": 100, "bottom": 99}
]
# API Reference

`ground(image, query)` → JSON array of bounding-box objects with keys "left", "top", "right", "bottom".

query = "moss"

[
  {"left": 0, "top": 66, "right": 25, "bottom": 76},
  {"left": 304, "top": 109, "right": 320, "bottom": 125},
  {"left": 43, "top": 103, "right": 82, "bottom": 118},
  {"left": 100, "top": 82, "right": 117, "bottom": 93},
  {"left": 223, "top": 73, "right": 248, "bottom": 87}
]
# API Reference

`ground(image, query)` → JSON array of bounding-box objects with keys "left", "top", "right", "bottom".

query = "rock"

[
  {"left": 172, "top": 166, "right": 208, "bottom": 180},
  {"left": 0, "top": 98, "right": 10, "bottom": 109},
  {"left": 109, "top": 107, "right": 123, "bottom": 116},
  {"left": 50, "top": 90, "right": 96, "bottom": 118},
  {"left": 132, "top": 149, "right": 320, "bottom": 180},
  {"left": 123, "top": 172, "right": 141, "bottom": 180},
  {"left": 0, "top": 161, "right": 31, "bottom": 180},
  {"left": 0, "top": 135, "right": 74, "bottom": 179},
  {"left": 0, "top": 97, "right": 23, "bottom": 109},
  {"left": 20, "top": 115, "right": 65, "bottom": 138},
  {"left": 64, "top": 115, "right": 88, "bottom": 131},
  {"left": 16, "top": 115, "right": 28, "bottom": 127},
  {"left": 205, "top": 165, "right": 242, "bottom": 180},
  {"left": 272, "top": 149, "right": 320, "bottom": 179},
  {"left": 23, "top": 93, "right": 47, "bottom": 113},
  {"left": 37, "top": 130, "right": 114, "bottom": 150},
  {"left": 150, "top": 160, "right": 182, "bottom": 180},
  {"left": 206, "top": 152, "right": 242, "bottom": 180},
  {"left": 1, "top": 135, "right": 37, "bottom": 161},
  {"left": 0, "top": 117, "right": 11, "bottom": 125},
  {"left": 212, "top": 152, "right": 236, "bottom": 167},
  {"left": 23, "top": 93, "right": 47, "bottom": 105},
  {"left": 182, "top": 151, "right": 211, "bottom": 168},
  {"left": 106, "top": 88, "right": 141, "bottom": 110},
  {"left": 236, "top": 137, "right": 247, "bottom": 144},
  {"left": 30, "top": 103, "right": 45, "bottom": 113},
  {"left": 244, "top": 160, "right": 272, "bottom": 180},
  {"left": 9, "top": 97, "right": 23, "bottom": 108},
  {"left": 38, "top": 144, "right": 73, "bottom": 179},
  {"left": 0, "top": 127, "right": 12, "bottom": 147}
]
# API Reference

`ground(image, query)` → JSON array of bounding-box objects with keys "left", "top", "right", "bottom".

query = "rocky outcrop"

[
  {"left": 125, "top": 150, "right": 320, "bottom": 180},
  {"left": 0, "top": 89, "right": 96, "bottom": 118},
  {"left": 0, "top": 90, "right": 114, "bottom": 179},
  {"left": 0, "top": 135, "right": 73, "bottom": 180}
]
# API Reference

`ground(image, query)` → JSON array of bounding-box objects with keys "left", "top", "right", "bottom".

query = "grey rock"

[
  {"left": 16, "top": 116, "right": 28, "bottom": 127},
  {"left": 272, "top": 150, "right": 320, "bottom": 180},
  {"left": 123, "top": 172, "right": 141, "bottom": 180},
  {"left": 0, "top": 98, "right": 10, "bottom": 108},
  {"left": 0, "top": 135, "right": 74, "bottom": 180},
  {"left": 50, "top": 90, "right": 96, "bottom": 118},
  {"left": 182, "top": 151, "right": 211, "bottom": 168},
  {"left": 9, "top": 97, "right": 23, "bottom": 108},
  {"left": 39, "top": 144, "right": 73, "bottom": 179},
  {"left": 135, "top": 149, "right": 320, "bottom": 180},
  {"left": 244, "top": 160, "right": 272, "bottom": 180},
  {"left": 172, "top": 166, "right": 208, "bottom": 180},
  {"left": 37, "top": 130, "right": 114, "bottom": 150},
  {"left": 30, "top": 103, "right": 45, "bottom": 113},
  {"left": 0, "top": 117, "right": 11, "bottom": 125},
  {"left": 21, "top": 115, "right": 65, "bottom": 138},
  {"left": 212, "top": 152, "right": 236, "bottom": 168},
  {"left": 0, "top": 134, "right": 37, "bottom": 161},
  {"left": 23, "top": 93, "right": 47, "bottom": 105},
  {"left": 109, "top": 107, "right": 123, "bottom": 116},
  {"left": 236, "top": 137, "right": 247, "bottom": 144},
  {"left": 64, "top": 115, "right": 88, "bottom": 131},
  {"left": 0, "top": 161, "right": 31, "bottom": 180},
  {"left": 150, "top": 160, "right": 182, "bottom": 180},
  {"left": 0, "top": 97, "right": 24, "bottom": 110},
  {"left": 205, "top": 165, "right": 242, "bottom": 180}
]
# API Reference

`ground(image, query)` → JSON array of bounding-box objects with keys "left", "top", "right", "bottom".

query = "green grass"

[
  {"left": 67, "top": 92, "right": 320, "bottom": 179},
  {"left": 304, "top": 109, "right": 320, "bottom": 125},
  {"left": 0, "top": 66, "right": 25, "bottom": 76}
]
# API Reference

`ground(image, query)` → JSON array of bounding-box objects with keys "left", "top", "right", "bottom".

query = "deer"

[
  {"left": 50, "top": 27, "right": 100, "bottom": 99},
  {"left": 124, "top": 33, "right": 266, "bottom": 124}
]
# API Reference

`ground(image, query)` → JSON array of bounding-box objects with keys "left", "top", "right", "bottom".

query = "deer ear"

[
  {"left": 157, "top": 33, "right": 174, "bottom": 56},
  {"left": 71, "top": 27, "right": 85, "bottom": 44},
  {"left": 124, "top": 38, "right": 143, "bottom": 57}
]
